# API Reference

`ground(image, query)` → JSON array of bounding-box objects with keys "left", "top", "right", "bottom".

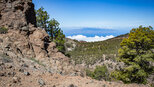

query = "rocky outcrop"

[
  {"left": 0, "top": 0, "right": 67, "bottom": 60},
  {"left": 0, "top": 0, "right": 36, "bottom": 30},
  {"left": 0, "top": 0, "right": 79, "bottom": 76}
]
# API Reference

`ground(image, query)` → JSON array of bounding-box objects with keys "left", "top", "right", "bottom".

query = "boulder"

[
  {"left": 38, "top": 78, "right": 45, "bottom": 86},
  {"left": 29, "top": 29, "right": 49, "bottom": 60}
]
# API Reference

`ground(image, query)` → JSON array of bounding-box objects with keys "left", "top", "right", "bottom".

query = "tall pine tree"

[
  {"left": 48, "top": 19, "right": 65, "bottom": 53},
  {"left": 36, "top": 7, "right": 49, "bottom": 32},
  {"left": 36, "top": 7, "right": 66, "bottom": 53}
]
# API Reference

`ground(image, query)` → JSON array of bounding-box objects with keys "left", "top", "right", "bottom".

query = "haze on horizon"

[{"left": 33, "top": 0, "right": 154, "bottom": 41}]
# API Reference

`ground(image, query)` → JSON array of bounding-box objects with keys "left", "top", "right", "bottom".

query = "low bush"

[
  {"left": 86, "top": 65, "right": 110, "bottom": 81},
  {"left": 0, "top": 27, "right": 8, "bottom": 34}
]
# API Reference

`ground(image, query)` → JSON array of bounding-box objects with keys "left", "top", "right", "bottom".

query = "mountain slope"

[{"left": 66, "top": 34, "right": 129, "bottom": 65}]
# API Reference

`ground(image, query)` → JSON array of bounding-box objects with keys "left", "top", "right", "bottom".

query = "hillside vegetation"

[{"left": 66, "top": 34, "right": 128, "bottom": 65}]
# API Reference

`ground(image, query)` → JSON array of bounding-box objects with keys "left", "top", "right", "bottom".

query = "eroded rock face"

[
  {"left": 0, "top": 0, "right": 85, "bottom": 78},
  {"left": 0, "top": 0, "right": 67, "bottom": 60},
  {"left": 0, "top": 0, "right": 84, "bottom": 77},
  {"left": 0, "top": 30, "right": 35, "bottom": 58},
  {"left": 0, "top": 0, "right": 36, "bottom": 30}
]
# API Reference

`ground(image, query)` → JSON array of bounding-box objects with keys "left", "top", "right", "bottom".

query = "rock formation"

[
  {"left": 0, "top": 0, "right": 78, "bottom": 75},
  {"left": 0, "top": 0, "right": 66, "bottom": 60},
  {"left": 0, "top": 0, "right": 36, "bottom": 30}
]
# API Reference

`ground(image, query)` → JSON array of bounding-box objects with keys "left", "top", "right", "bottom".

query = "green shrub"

[
  {"left": 0, "top": 27, "right": 8, "bottom": 34},
  {"left": 86, "top": 65, "right": 110, "bottom": 81},
  {"left": 86, "top": 69, "right": 94, "bottom": 77}
]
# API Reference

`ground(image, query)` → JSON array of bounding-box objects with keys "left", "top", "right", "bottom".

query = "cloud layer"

[{"left": 67, "top": 35, "right": 114, "bottom": 42}]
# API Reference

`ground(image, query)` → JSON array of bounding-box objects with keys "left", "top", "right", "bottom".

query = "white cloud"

[{"left": 67, "top": 35, "right": 114, "bottom": 42}]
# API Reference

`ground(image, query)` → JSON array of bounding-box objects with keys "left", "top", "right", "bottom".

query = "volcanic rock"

[{"left": 0, "top": 0, "right": 36, "bottom": 30}]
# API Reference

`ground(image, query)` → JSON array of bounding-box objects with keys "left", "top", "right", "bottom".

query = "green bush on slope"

[
  {"left": 86, "top": 65, "right": 110, "bottom": 81},
  {"left": 0, "top": 27, "right": 8, "bottom": 34}
]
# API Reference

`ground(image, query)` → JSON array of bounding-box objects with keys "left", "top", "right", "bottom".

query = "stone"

[
  {"left": 90, "top": 80, "right": 94, "bottom": 83},
  {"left": 0, "top": 38, "right": 3, "bottom": 42},
  {"left": 24, "top": 71, "right": 30, "bottom": 76},
  {"left": 7, "top": 84, "right": 12, "bottom": 87},
  {"left": 19, "top": 68, "right": 24, "bottom": 72},
  {"left": 70, "top": 73, "right": 77, "bottom": 76},
  {"left": 8, "top": 72, "right": 16, "bottom": 77},
  {"left": 53, "top": 85, "right": 56, "bottom": 87},
  {"left": 0, "top": 66, "right": 3, "bottom": 70},
  {"left": 21, "top": 26, "right": 29, "bottom": 31},
  {"left": 5, "top": 63, "right": 13, "bottom": 68},
  {"left": 0, "top": 72, "right": 6, "bottom": 76},
  {"left": 0, "top": 61, "right": 4, "bottom": 65},
  {"left": 29, "top": 29, "right": 50, "bottom": 60},
  {"left": 38, "top": 78, "right": 45, "bottom": 86},
  {"left": 48, "top": 68, "right": 54, "bottom": 74},
  {"left": 22, "top": 64, "right": 29, "bottom": 68},
  {"left": 68, "top": 84, "right": 77, "bottom": 87},
  {"left": 13, "top": 77, "right": 21, "bottom": 83}
]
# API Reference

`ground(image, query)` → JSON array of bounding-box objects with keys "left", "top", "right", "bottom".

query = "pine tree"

[
  {"left": 35, "top": 7, "right": 66, "bottom": 53},
  {"left": 111, "top": 26, "right": 154, "bottom": 84},
  {"left": 48, "top": 19, "right": 65, "bottom": 53},
  {"left": 36, "top": 7, "right": 49, "bottom": 32}
]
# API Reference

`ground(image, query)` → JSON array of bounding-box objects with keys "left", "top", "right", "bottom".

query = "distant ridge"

[{"left": 63, "top": 28, "right": 129, "bottom": 37}]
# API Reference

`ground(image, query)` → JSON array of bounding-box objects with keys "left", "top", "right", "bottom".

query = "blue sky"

[
  {"left": 33, "top": 0, "right": 154, "bottom": 41},
  {"left": 33, "top": 0, "right": 154, "bottom": 30}
]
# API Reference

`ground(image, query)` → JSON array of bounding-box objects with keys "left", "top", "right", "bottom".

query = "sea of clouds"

[{"left": 67, "top": 35, "right": 114, "bottom": 42}]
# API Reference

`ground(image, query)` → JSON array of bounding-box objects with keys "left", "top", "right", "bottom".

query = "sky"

[{"left": 33, "top": 0, "right": 154, "bottom": 41}]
